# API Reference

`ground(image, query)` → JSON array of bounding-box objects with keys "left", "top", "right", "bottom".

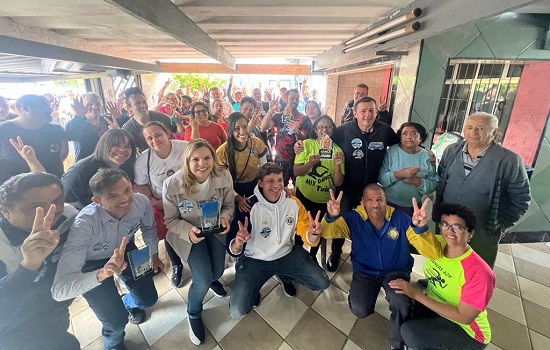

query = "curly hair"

[{"left": 433, "top": 203, "right": 477, "bottom": 231}]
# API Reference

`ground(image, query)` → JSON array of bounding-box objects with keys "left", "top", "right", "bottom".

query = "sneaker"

[
  {"left": 210, "top": 280, "right": 227, "bottom": 297},
  {"left": 276, "top": 276, "right": 297, "bottom": 297},
  {"left": 327, "top": 253, "right": 340, "bottom": 272},
  {"left": 127, "top": 307, "right": 146, "bottom": 325},
  {"left": 171, "top": 264, "right": 184, "bottom": 288},
  {"left": 187, "top": 316, "right": 205, "bottom": 345},
  {"left": 253, "top": 293, "right": 261, "bottom": 308}
]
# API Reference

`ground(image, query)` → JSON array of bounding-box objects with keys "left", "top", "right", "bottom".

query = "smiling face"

[
  {"left": 108, "top": 137, "right": 132, "bottom": 167},
  {"left": 287, "top": 91, "right": 300, "bottom": 112},
  {"left": 84, "top": 96, "right": 102, "bottom": 120},
  {"left": 128, "top": 93, "right": 149, "bottom": 118},
  {"left": 232, "top": 117, "right": 249, "bottom": 147},
  {"left": 143, "top": 125, "right": 170, "bottom": 155},
  {"left": 93, "top": 177, "right": 134, "bottom": 220},
  {"left": 211, "top": 88, "right": 223, "bottom": 100},
  {"left": 362, "top": 187, "right": 387, "bottom": 222},
  {"left": 354, "top": 101, "right": 377, "bottom": 132},
  {"left": 1, "top": 184, "right": 64, "bottom": 231},
  {"left": 315, "top": 118, "right": 334, "bottom": 139},
  {"left": 252, "top": 88, "right": 262, "bottom": 102},
  {"left": 439, "top": 214, "right": 473, "bottom": 248},
  {"left": 258, "top": 172, "right": 284, "bottom": 203},
  {"left": 189, "top": 146, "right": 214, "bottom": 183},
  {"left": 463, "top": 114, "right": 497, "bottom": 150},
  {"left": 239, "top": 101, "right": 255, "bottom": 119},
  {"left": 166, "top": 93, "right": 178, "bottom": 109},
  {"left": 193, "top": 104, "right": 210, "bottom": 124},
  {"left": 353, "top": 86, "right": 368, "bottom": 101}
]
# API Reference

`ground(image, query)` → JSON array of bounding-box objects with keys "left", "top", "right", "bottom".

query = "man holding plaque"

[
  {"left": 227, "top": 163, "right": 330, "bottom": 318},
  {"left": 53, "top": 168, "right": 162, "bottom": 350}
]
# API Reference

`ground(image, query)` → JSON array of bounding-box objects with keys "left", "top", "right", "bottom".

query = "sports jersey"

[{"left": 217, "top": 137, "right": 267, "bottom": 183}]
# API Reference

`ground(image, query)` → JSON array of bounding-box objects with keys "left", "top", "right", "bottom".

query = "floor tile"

[
  {"left": 487, "top": 309, "right": 531, "bottom": 350},
  {"left": 312, "top": 284, "right": 357, "bottom": 335},
  {"left": 373, "top": 290, "right": 391, "bottom": 321},
  {"left": 331, "top": 260, "right": 353, "bottom": 293},
  {"left": 494, "top": 266, "right": 520, "bottom": 296},
  {"left": 495, "top": 252, "right": 516, "bottom": 273},
  {"left": 124, "top": 324, "right": 150, "bottom": 350},
  {"left": 202, "top": 286, "right": 241, "bottom": 342},
  {"left": 486, "top": 343, "right": 504, "bottom": 350},
  {"left": 139, "top": 289, "right": 187, "bottom": 345},
  {"left": 529, "top": 330, "right": 550, "bottom": 350},
  {"left": 277, "top": 342, "right": 294, "bottom": 350},
  {"left": 286, "top": 309, "right": 347, "bottom": 350},
  {"left": 71, "top": 307, "right": 103, "bottom": 348},
  {"left": 523, "top": 299, "right": 550, "bottom": 338},
  {"left": 521, "top": 243, "right": 550, "bottom": 254},
  {"left": 511, "top": 244, "right": 550, "bottom": 269},
  {"left": 152, "top": 271, "right": 172, "bottom": 298},
  {"left": 348, "top": 312, "right": 390, "bottom": 349},
  {"left": 514, "top": 257, "right": 550, "bottom": 288},
  {"left": 342, "top": 338, "right": 363, "bottom": 350},
  {"left": 518, "top": 276, "right": 550, "bottom": 309},
  {"left": 487, "top": 288, "right": 526, "bottom": 326},
  {"left": 69, "top": 295, "right": 89, "bottom": 318},
  {"left": 219, "top": 312, "right": 283, "bottom": 350},
  {"left": 294, "top": 282, "right": 322, "bottom": 307},
  {"left": 150, "top": 319, "right": 217, "bottom": 350},
  {"left": 498, "top": 244, "right": 512, "bottom": 255},
  {"left": 255, "top": 285, "right": 309, "bottom": 338}
]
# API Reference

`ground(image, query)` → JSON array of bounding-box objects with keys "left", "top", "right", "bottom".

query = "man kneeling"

[
  {"left": 322, "top": 184, "right": 441, "bottom": 350},
  {"left": 53, "top": 169, "right": 163, "bottom": 350},
  {"left": 227, "top": 163, "right": 330, "bottom": 318}
]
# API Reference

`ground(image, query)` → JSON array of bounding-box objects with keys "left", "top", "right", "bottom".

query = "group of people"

[{"left": 0, "top": 79, "right": 530, "bottom": 350}]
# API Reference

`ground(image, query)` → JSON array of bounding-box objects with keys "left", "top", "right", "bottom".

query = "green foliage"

[{"left": 172, "top": 73, "right": 226, "bottom": 93}]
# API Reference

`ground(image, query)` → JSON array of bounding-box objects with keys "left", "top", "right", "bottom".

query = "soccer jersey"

[
  {"left": 424, "top": 237, "right": 495, "bottom": 344},
  {"left": 217, "top": 137, "right": 267, "bottom": 183},
  {"left": 294, "top": 138, "right": 345, "bottom": 203}
]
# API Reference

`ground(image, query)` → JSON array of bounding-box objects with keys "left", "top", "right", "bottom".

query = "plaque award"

[
  {"left": 196, "top": 198, "right": 225, "bottom": 237},
  {"left": 127, "top": 244, "right": 153, "bottom": 280}
]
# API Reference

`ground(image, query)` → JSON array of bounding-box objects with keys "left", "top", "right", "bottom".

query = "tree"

[{"left": 172, "top": 73, "right": 227, "bottom": 93}]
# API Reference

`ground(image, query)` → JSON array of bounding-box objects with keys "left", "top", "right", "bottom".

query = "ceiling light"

[{"left": 343, "top": 22, "right": 421, "bottom": 53}]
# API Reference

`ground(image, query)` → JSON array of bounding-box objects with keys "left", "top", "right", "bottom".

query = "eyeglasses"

[
  {"left": 194, "top": 109, "right": 208, "bottom": 115},
  {"left": 439, "top": 220, "right": 468, "bottom": 234},
  {"left": 316, "top": 125, "right": 334, "bottom": 131}
]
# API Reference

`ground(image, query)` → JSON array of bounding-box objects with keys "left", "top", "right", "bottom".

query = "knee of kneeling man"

[
  {"left": 229, "top": 304, "right": 249, "bottom": 319},
  {"left": 350, "top": 305, "right": 374, "bottom": 319}
]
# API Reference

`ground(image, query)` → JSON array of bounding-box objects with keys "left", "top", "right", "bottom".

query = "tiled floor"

[{"left": 69, "top": 240, "right": 550, "bottom": 350}]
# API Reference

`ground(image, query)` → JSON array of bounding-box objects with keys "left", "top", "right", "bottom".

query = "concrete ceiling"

[{"left": 0, "top": 0, "right": 548, "bottom": 81}]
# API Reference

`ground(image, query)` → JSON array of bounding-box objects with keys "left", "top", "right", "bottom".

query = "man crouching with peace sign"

[
  {"left": 322, "top": 184, "right": 442, "bottom": 350},
  {"left": 227, "top": 163, "right": 330, "bottom": 319}
]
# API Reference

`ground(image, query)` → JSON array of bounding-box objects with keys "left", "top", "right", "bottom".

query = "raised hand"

[
  {"left": 106, "top": 101, "right": 121, "bottom": 120},
  {"left": 334, "top": 151, "right": 344, "bottom": 166},
  {"left": 20, "top": 205, "right": 60, "bottom": 271},
  {"left": 71, "top": 96, "right": 88, "bottom": 116},
  {"left": 287, "top": 120, "right": 300, "bottom": 134},
  {"left": 293, "top": 140, "right": 304, "bottom": 155},
  {"left": 103, "top": 116, "right": 120, "bottom": 129},
  {"left": 99, "top": 237, "right": 128, "bottom": 281},
  {"left": 327, "top": 189, "right": 343, "bottom": 218},
  {"left": 378, "top": 95, "right": 388, "bottom": 112},
  {"left": 411, "top": 197, "right": 430, "bottom": 227},
  {"left": 268, "top": 98, "right": 279, "bottom": 112},
  {"left": 163, "top": 78, "right": 172, "bottom": 88},
  {"left": 235, "top": 217, "right": 251, "bottom": 247},
  {"left": 10, "top": 136, "right": 37, "bottom": 163},
  {"left": 307, "top": 210, "right": 322, "bottom": 239}
]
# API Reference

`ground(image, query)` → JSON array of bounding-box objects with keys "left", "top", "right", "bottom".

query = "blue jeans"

[
  {"left": 81, "top": 242, "right": 158, "bottom": 350},
  {"left": 186, "top": 235, "right": 226, "bottom": 319},
  {"left": 230, "top": 246, "right": 330, "bottom": 318}
]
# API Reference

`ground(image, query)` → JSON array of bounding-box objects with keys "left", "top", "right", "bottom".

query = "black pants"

[
  {"left": 294, "top": 188, "right": 327, "bottom": 257},
  {"left": 330, "top": 189, "right": 359, "bottom": 257}
]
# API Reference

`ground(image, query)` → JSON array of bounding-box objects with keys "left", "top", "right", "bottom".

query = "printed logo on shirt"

[
  {"left": 426, "top": 265, "right": 449, "bottom": 289},
  {"left": 387, "top": 227, "right": 399, "bottom": 240},
  {"left": 351, "top": 138, "right": 362, "bottom": 149},
  {"left": 128, "top": 223, "right": 140, "bottom": 236},
  {"left": 260, "top": 227, "right": 271, "bottom": 238},
  {"left": 93, "top": 242, "right": 110, "bottom": 252},
  {"left": 368, "top": 142, "right": 385, "bottom": 150},
  {"left": 49, "top": 142, "right": 61, "bottom": 153},
  {"left": 178, "top": 199, "right": 194, "bottom": 214},
  {"left": 285, "top": 213, "right": 295, "bottom": 226}
]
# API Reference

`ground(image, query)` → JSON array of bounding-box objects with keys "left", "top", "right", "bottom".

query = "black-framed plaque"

[{"left": 196, "top": 198, "right": 225, "bottom": 237}]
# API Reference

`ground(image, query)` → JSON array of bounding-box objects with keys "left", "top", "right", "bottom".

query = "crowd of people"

[{"left": 0, "top": 78, "right": 531, "bottom": 350}]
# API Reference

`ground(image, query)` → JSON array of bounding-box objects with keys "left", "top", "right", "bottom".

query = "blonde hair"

[{"left": 181, "top": 138, "right": 223, "bottom": 193}]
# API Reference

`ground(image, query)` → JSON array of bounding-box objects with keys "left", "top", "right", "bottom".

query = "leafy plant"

[{"left": 172, "top": 73, "right": 226, "bottom": 92}]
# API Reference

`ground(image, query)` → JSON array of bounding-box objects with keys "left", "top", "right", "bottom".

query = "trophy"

[{"left": 196, "top": 198, "right": 225, "bottom": 237}]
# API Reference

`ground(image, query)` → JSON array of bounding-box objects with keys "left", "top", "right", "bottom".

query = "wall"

[
  {"left": 409, "top": 13, "right": 550, "bottom": 232},
  {"left": 390, "top": 41, "right": 421, "bottom": 130}
]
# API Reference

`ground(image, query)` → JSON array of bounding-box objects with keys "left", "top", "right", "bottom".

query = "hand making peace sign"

[
  {"left": 411, "top": 197, "right": 430, "bottom": 227},
  {"left": 235, "top": 217, "right": 251, "bottom": 247},
  {"left": 20, "top": 205, "right": 60, "bottom": 271},
  {"left": 327, "top": 189, "right": 343, "bottom": 218},
  {"left": 307, "top": 210, "right": 322, "bottom": 241},
  {"left": 98, "top": 237, "right": 128, "bottom": 282}
]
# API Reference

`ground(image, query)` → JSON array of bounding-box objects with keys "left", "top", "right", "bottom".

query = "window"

[{"left": 435, "top": 59, "right": 523, "bottom": 142}]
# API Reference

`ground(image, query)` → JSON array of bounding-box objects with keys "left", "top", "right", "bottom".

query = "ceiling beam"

[
  {"left": 104, "top": 0, "right": 236, "bottom": 69},
  {"left": 313, "top": 0, "right": 541, "bottom": 70},
  {"left": 160, "top": 63, "right": 310, "bottom": 75},
  {"left": 0, "top": 35, "right": 161, "bottom": 72}
]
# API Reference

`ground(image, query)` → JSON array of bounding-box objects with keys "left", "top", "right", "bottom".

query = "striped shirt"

[{"left": 462, "top": 143, "right": 490, "bottom": 176}]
